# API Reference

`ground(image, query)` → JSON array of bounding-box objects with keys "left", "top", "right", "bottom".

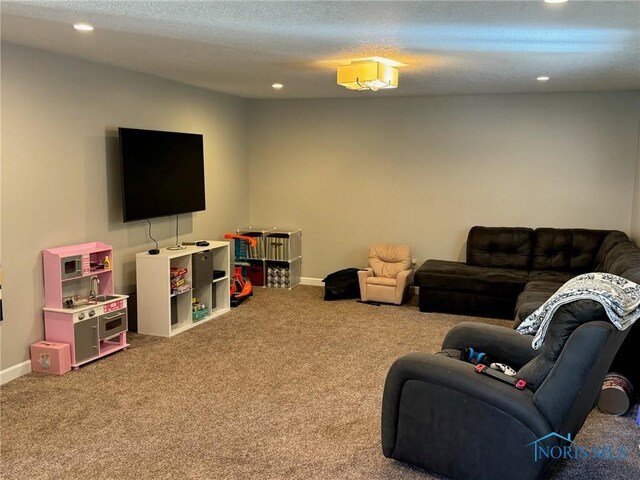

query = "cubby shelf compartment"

[
  {"left": 266, "top": 258, "right": 301, "bottom": 289},
  {"left": 235, "top": 227, "right": 302, "bottom": 289},
  {"left": 135, "top": 241, "right": 230, "bottom": 337}
]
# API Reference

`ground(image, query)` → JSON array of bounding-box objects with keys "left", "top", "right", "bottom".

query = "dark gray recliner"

[{"left": 381, "top": 301, "right": 631, "bottom": 480}]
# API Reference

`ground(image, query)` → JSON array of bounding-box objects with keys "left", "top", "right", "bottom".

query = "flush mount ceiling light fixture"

[
  {"left": 337, "top": 60, "right": 398, "bottom": 92},
  {"left": 73, "top": 23, "right": 94, "bottom": 31}
]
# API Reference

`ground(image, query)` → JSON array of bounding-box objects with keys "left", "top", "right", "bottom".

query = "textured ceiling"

[{"left": 1, "top": 1, "right": 639, "bottom": 99}]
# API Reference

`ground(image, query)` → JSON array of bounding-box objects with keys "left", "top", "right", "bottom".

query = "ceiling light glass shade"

[
  {"left": 337, "top": 61, "right": 398, "bottom": 91},
  {"left": 73, "top": 23, "right": 94, "bottom": 31}
]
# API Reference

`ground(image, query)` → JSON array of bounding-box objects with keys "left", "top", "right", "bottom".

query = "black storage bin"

[
  {"left": 171, "top": 296, "right": 178, "bottom": 325},
  {"left": 127, "top": 292, "right": 138, "bottom": 332}
]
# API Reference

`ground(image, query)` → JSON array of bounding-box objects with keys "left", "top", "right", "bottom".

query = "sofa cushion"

[
  {"left": 369, "top": 243, "right": 411, "bottom": 278},
  {"left": 514, "top": 299, "right": 546, "bottom": 328},
  {"left": 603, "top": 242, "right": 640, "bottom": 283},
  {"left": 595, "top": 231, "right": 629, "bottom": 271},
  {"left": 466, "top": 226, "right": 534, "bottom": 269},
  {"left": 531, "top": 228, "right": 611, "bottom": 272},
  {"left": 527, "top": 270, "right": 576, "bottom": 283},
  {"left": 523, "top": 280, "right": 564, "bottom": 293},
  {"left": 415, "top": 259, "right": 529, "bottom": 297},
  {"left": 620, "top": 263, "right": 640, "bottom": 285},
  {"left": 514, "top": 282, "right": 564, "bottom": 328},
  {"left": 367, "top": 276, "right": 397, "bottom": 287}
]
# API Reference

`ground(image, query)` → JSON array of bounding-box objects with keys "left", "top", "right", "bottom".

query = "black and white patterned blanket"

[{"left": 517, "top": 273, "right": 640, "bottom": 349}]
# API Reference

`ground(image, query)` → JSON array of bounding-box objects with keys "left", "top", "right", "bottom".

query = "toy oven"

[{"left": 99, "top": 309, "right": 127, "bottom": 340}]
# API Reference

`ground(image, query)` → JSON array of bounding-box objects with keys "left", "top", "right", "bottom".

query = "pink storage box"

[{"left": 30, "top": 341, "right": 71, "bottom": 375}]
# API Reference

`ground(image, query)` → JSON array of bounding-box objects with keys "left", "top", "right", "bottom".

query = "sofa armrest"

[
  {"left": 442, "top": 322, "right": 539, "bottom": 369},
  {"left": 396, "top": 268, "right": 414, "bottom": 285},
  {"left": 394, "top": 269, "right": 414, "bottom": 304},
  {"left": 357, "top": 268, "right": 373, "bottom": 301}
]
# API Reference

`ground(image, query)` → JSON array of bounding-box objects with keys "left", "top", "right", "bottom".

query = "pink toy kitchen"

[{"left": 42, "top": 242, "right": 129, "bottom": 369}]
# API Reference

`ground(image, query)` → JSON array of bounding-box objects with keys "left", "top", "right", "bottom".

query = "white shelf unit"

[
  {"left": 236, "top": 227, "right": 302, "bottom": 289},
  {"left": 135, "top": 241, "right": 230, "bottom": 337}
]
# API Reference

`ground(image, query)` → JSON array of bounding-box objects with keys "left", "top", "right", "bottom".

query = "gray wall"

[
  {"left": 1, "top": 44, "right": 249, "bottom": 370},
  {"left": 248, "top": 92, "right": 640, "bottom": 278},
  {"left": 2, "top": 43, "right": 639, "bottom": 374}
]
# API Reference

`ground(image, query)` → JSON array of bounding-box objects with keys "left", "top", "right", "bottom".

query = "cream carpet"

[{"left": 2, "top": 286, "right": 638, "bottom": 479}]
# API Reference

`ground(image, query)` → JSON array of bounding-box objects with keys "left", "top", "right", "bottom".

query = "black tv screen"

[{"left": 119, "top": 128, "right": 206, "bottom": 222}]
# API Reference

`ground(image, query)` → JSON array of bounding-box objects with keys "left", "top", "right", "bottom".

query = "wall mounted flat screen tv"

[{"left": 119, "top": 128, "right": 206, "bottom": 222}]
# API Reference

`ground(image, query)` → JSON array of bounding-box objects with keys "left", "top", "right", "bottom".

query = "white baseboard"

[
  {"left": 1, "top": 360, "right": 32, "bottom": 385},
  {"left": 300, "top": 277, "right": 418, "bottom": 295}
]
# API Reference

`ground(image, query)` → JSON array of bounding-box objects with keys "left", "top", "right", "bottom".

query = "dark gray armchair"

[{"left": 381, "top": 300, "right": 630, "bottom": 480}]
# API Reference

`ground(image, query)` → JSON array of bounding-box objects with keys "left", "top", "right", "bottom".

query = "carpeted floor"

[{"left": 1, "top": 285, "right": 639, "bottom": 479}]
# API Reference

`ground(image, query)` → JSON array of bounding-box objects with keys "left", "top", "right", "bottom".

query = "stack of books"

[
  {"left": 249, "top": 235, "right": 266, "bottom": 259},
  {"left": 170, "top": 266, "right": 190, "bottom": 294},
  {"left": 192, "top": 297, "right": 208, "bottom": 321}
]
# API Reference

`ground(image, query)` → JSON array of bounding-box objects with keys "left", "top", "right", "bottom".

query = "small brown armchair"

[{"left": 358, "top": 244, "right": 413, "bottom": 305}]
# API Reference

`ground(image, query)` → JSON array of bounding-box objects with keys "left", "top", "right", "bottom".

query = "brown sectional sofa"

[
  {"left": 414, "top": 226, "right": 640, "bottom": 383},
  {"left": 415, "top": 227, "right": 639, "bottom": 320}
]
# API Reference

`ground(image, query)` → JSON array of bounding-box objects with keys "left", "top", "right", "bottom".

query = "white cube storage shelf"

[{"left": 135, "top": 241, "right": 230, "bottom": 337}]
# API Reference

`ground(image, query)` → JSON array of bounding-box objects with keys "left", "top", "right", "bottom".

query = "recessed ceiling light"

[
  {"left": 537, "top": 76, "right": 550, "bottom": 82},
  {"left": 544, "top": 0, "right": 568, "bottom": 4},
  {"left": 272, "top": 83, "right": 284, "bottom": 90},
  {"left": 73, "top": 23, "right": 94, "bottom": 32}
]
